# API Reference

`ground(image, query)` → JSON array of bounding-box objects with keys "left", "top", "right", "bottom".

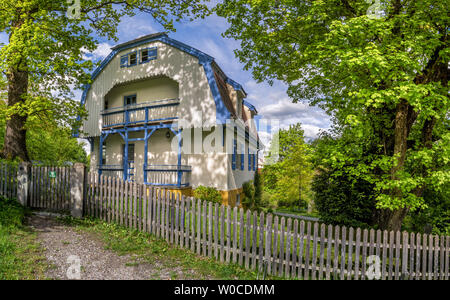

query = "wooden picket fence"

[
  {"left": 84, "top": 172, "right": 450, "bottom": 280},
  {"left": 0, "top": 163, "right": 449, "bottom": 280},
  {"left": 0, "top": 161, "right": 18, "bottom": 199}
]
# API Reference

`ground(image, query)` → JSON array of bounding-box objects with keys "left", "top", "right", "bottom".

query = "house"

[{"left": 76, "top": 33, "right": 261, "bottom": 206}]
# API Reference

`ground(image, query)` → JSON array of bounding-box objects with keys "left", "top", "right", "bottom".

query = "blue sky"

[{"left": 0, "top": 9, "right": 331, "bottom": 145}]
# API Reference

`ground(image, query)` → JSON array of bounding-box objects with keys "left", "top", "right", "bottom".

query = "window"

[
  {"left": 124, "top": 94, "right": 137, "bottom": 106},
  {"left": 120, "top": 55, "right": 128, "bottom": 68},
  {"left": 104, "top": 99, "right": 109, "bottom": 110},
  {"left": 253, "top": 154, "right": 257, "bottom": 171},
  {"left": 121, "top": 47, "right": 157, "bottom": 68},
  {"left": 102, "top": 144, "right": 106, "bottom": 165},
  {"left": 232, "top": 139, "right": 237, "bottom": 170},
  {"left": 129, "top": 52, "right": 137, "bottom": 66},
  {"left": 120, "top": 51, "right": 138, "bottom": 68},
  {"left": 236, "top": 194, "right": 241, "bottom": 207},
  {"left": 122, "top": 144, "right": 135, "bottom": 164},
  {"left": 140, "top": 47, "right": 157, "bottom": 64},
  {"left": 248, "top": 149, "right": 252, "bottom": 171},
  {"left": 240, "top": 143, "right": 244, "bottom": 171}
]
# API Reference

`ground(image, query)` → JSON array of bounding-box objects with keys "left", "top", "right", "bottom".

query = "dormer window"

[
  {"left": 120, "top": 47, "right": 157, "bottom": 68},
  {"left": 129, "top": 52, "right": 137, "bottom": 66},
  {"left": 120, "top": 51, "right": 138, "bottom": 68},
  {"left": 140, "top": 47, "right": 157, "bottom": 64}
]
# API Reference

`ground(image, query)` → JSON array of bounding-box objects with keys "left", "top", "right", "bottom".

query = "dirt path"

[{"left": 27, "top": 214, "right": 185, "bottom": 280}]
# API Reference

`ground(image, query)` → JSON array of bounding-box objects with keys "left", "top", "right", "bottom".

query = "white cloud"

[{"left": 82, "top": 42, "right": 112, "bottom": 61}]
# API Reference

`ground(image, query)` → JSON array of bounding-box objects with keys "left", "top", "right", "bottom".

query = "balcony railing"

[
  {"left": 98, "top": 164, "right": 191, "bottom": 187},
  {"left": 101, "top": 98, "right": 180, "bottom": 128},
  {"left": 98, "top": 165, "right": 124, "bottom": 179},
  {"left": 145, "top": 165, "right": 191, "bottom": 187}
]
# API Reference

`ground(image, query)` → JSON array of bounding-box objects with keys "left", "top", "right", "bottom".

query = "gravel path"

[{"left": 26, "top": 214, "right": 186, "bottom": 280}]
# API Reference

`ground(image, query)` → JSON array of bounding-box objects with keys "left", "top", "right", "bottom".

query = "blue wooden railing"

[
  {"left": 101, "top": 98, "right": 180, "bottom": 128},
  {"left": 98, "top": 164, "right": 191, "bottom": 187}
]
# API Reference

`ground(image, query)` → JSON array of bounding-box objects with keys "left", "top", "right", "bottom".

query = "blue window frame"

[
  {"left": 232, "top": 139, "right": 237, "bottom": 170},
  {"left": 129, "top": 51, "right": 137, "bottom": 66},
  {"left": 124, "top": 94, "right": 137, "bottom": 106},
  {"left": 248, "top": 148, "right": 252, "bottom": 171},
  {"left": 253, "top": 154, "right": 256, "bottom": 171},
  {"left": 140, "top": 47, "right": 157, "bottom": 64},
  {"left": 120, "top": 51, "right": 138, "bottom": 68},
  {"left": 240, "top": 144, "right": 244, "bottom": 171},
  {"left": 121, "top": 47, "right": 157, "bottom": 68},
  {"left": 120, "top": 55, "right": 128, "bottom": 68}
]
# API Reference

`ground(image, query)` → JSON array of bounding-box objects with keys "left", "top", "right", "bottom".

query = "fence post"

[
  {"left": 17, "top": 162, "right": 31, "bottom": 206},
  {"left": 70, "top": 163, "right": 85, "bottom": 218}
]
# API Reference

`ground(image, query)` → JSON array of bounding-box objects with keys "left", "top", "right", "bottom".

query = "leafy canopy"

[
  {"left": 0, "top": 0, "right": 210, "bottom": 127},
  {"left": 217, "top": 0, "right": 449, "bottom": 212}
]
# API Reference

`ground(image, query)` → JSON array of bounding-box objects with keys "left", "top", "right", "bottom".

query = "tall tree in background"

[
  {"left": 217, "top": 0, "right": 449, "bottom": 230},
  {"left": 264, "top": 123, "right": 312, "bottom": 209},
  {"left": 0, "top": 0, "right": 209, "bottom": 161}
]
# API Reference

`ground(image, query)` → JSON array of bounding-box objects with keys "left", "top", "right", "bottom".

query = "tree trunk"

[
  {"left": 377, "top": 207, "right": 409, "bottom": 231},
  {"left": 1, "top": 68, "right": 29, "bottom": 161},
  {"left": 378, "top": 99, "right": 410, "bottom": 231}
]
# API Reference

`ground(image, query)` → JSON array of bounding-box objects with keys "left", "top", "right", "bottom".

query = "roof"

[{"left": 111, "top": 32, "right": 168, "bottom": 50}]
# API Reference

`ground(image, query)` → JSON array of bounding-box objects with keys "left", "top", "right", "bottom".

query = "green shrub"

[
  {"left": 312, "top": 169, "right": 378, "bottom": 228},
  {"left": 0, "top": 196, "right": 25, "bottom": 230},
  {"left": 242, "top": 180, "right": 255, "bottom": 209},
  {"left": 193, "top": 186, "right": 222, "bottom": 204}
]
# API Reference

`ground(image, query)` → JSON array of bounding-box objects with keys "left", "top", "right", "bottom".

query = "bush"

[
  {"left": 312, "top": 169, "right": 378, "bottom": 228},
  {"left": 0, "top": 196, "right": 25, "bottom": 230},
  {"left": 402, "top": 188, "right": 450, "bottom": 235},
  {"left": 193, "top": 186, "right": 222, "bottom": 204},
  {"left": 242, "top": 181, "right": 255, "bottom": 209}
]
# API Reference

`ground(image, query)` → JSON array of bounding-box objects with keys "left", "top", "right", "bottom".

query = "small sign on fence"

[{"left": 49, "top": 171, "right": 56, "bottom": 178}]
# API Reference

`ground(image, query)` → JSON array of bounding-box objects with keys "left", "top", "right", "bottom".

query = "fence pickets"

[{"left": 0, "top": 163, "right": 449, "bottom": 280}]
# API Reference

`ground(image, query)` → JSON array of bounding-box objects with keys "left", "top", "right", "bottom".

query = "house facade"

[{"left": 76, "top": 33, "right": 260, "bottom": 206}]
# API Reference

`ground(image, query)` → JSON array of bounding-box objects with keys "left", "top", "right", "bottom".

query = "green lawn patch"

[{"left": 0, "top": 197, "right": 48, "bottom": 280}]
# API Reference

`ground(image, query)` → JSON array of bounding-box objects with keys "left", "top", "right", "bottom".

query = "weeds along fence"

[
  {"left": 1, "top": 162, "right": 449, "bottom": 280},
  {"left": 0, "top": 161, "right": 18, "bottom": 199}
]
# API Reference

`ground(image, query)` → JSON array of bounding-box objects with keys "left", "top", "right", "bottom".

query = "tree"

[
  {"left": 1, "top": 98, "right": 88, "bottom": 165},
  {"left": 0, "top": 0, "right": 209, "bottom": 161},
  {"left": 311, "top": 132, "right": 379, "bottom": 228},
  {"left": 263, "top": 123, "right": 313, "bottom": 209},
  {"left": 217, "top": 0, "right": 449, "bottom": 230}
]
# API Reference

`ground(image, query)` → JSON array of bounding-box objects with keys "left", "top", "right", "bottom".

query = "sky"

[{"left": 0, "top": 8, "right": 331, "bottom": 151}]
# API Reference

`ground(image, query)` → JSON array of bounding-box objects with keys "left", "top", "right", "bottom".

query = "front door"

[{"left": 122, "top": 143, "right": 135, "bottom": 181}]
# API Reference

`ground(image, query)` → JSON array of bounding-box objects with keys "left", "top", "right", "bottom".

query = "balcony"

[
  {"left": 145, "top": 165, "right": 191, "bottom": 187},
  {"left": 98, "top": 164, "right": 191, "bottom": 187},
  {"left": 102, "top": 98, "right": 180, "bottom": 129},
  {"left": 98, "top": 165, "right": 124, "bottom": 179}
]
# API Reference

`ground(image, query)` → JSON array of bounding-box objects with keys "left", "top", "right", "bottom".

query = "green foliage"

[
  {"left": 402, "top": 188, "right": 450, "bottom": 236},
  {"left": 0, "top": 0, "right": 210, "bottom": 160},
  {"left": 193, "top": 186, "right": 222, "bottom": 204},
  {"left": 242, "top": 180, "right": 255, "bottom": 208},
  {"left": 0, "top": 197, "right": 25, "bottom": 230},
  {"left": 312, "top": 167, "right": 378, "bottom": 229},
  {"left": 0, "top": 196, "right": 47, "bottom": 279},
  {"left": 216, "top": 0, "right": 449, "bottom": 228},
  {"left": 262, "top": 123, "right": 313, "bottom": 209},
  {"left": 0, "top": 102, "right": 88, "bottom": 165}
]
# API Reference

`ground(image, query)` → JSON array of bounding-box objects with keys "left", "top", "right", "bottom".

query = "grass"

[
  {"left": 0, "top": 197, "right": 48, "bottom": 280},
  {"left": 57, "top": 215, "right": 281, "bottom": 280},
  {"left": 274, "top": 208, "right": 320, "bottom": 219}
]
